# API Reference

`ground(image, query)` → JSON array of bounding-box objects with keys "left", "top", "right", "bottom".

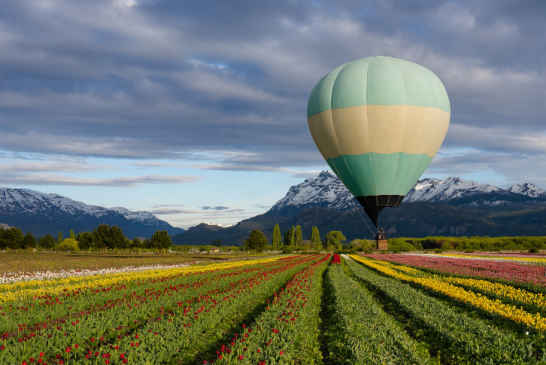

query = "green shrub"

[
  {"left": 529, "top": 247, "right": 540, "bottom": 254},
  {"left": 282, "top": 245, "right": 294, "bottom": 254},
  {"left": 465, "top": 249, "right": 475, "bottom": 253},
  {"left": 434, "top": 248, "right": 443, "bottom": 254},
  {"left": 55, "top": 238, "right": 79, "bottom": 252}
]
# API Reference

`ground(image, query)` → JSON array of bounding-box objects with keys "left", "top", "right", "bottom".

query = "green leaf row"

[
  {"left": 344, "top": 256, "right": 545, "bottom": 364},
  {"left": 325, "top": 262, "right": 433, "bottom": 364}
]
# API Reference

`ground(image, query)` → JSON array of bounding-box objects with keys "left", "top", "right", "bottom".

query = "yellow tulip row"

[
  {"left": 349, "top": 255, "right": 546, "bottom": 332},
  {"left": 0, "top": 257, "right": 282, "bottom": 303},
  {"left": 440, "top": 253, "right": 546, "bottom": 264},
  {"left": 370, "top": 258, "right": 546, "bottom": 313}
]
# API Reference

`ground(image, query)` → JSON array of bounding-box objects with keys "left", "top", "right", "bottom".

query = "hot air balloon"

[{"left": 307, "top": 56, "right": 450, "bottom": 229}]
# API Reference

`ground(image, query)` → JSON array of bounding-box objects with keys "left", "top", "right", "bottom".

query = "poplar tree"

[
  {"left": 57, "top": 231, "right": 63, "bottom": 244},
  {"left": 283, "top": 229, "right": 292, "bottom": 247},
  {"left": 272, "top": 223, "right": 281, "bottom": 250},
  {"left": 310, "top": 226, "right": 322, "bottom": 249},
  {"left": 70, "top": 229, "right": 76, "bottom": 240},
  {"left": 290, "top": 226, "right": 295, "bottom": 246},
  {"left": 294, "top": 225, "right": 303, "bottom": 246}
]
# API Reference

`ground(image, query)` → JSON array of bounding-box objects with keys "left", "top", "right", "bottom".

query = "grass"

[{"left": 0, "top": 253, "right": 260, "bottom": 273}]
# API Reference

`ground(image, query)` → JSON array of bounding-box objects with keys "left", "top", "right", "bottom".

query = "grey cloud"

[
  {"left": 201, "top": 206, "right": 229, "bottom": 211},
  {"left": 0, "top": 0, "right": 544, "bottom": 179},
  {"left": 0, "top": 173, "right": 203, "bottom": 187},
  {"left": 0, "top": 161, "right": 113, "bottom": 173},
  {"left": 149, "top": 209, "right": 201, "bottom": 215}
]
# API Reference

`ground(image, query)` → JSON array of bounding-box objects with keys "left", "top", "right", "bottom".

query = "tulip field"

[{"left": 2, "top": 253, "right": 546, "bottom": 364}]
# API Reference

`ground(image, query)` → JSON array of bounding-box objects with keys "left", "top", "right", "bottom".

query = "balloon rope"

[
  {"left": 329, "top": 162, "right": 375, "bottom": 238},
  {"left": 351, "top": 198, "right": 376, "bottom": 238}
]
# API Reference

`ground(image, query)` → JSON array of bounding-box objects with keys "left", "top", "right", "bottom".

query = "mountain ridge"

[
  {"left": 173, "top": 172, "right": 546, "bottom": 245},
  {"left": 0, "top": 188, "right": 184, "bottom": 238}
]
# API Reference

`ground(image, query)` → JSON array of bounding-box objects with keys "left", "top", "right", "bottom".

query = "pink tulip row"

[
  {"left": 448, "top": 252, "right": 546, "bottom": 258},
  {"left": 363, "top": 254, "right": 546, "bottom": 287}
]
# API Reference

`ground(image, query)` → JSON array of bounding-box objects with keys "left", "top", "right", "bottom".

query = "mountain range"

[
  {"left": 0, "top": 188, "right": 184, "bottom": 238},
  {"left": 2, "top": 172, "right": 545, "bottom": 243},
  {"left": 173, "top": 172, "right": 546, "bottom": 245}
]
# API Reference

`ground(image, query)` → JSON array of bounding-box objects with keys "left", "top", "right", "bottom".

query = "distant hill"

[
  {"left": 172, "top": 172, "right": 546, "bottom": 245},
  {"left": 0, "top": 188, "right": 185, "bottom": 238}
]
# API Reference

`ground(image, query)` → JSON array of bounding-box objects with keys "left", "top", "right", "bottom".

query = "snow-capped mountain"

[
  {"left": 109, "top": 207, "right": 167, "bottom": 227},
  {"left": 268, "top": 171, "right": 355, "bottom": 216},
  {"left": 404, "top": 177, "right": 508, "bottom": 203},
  {"left": 507, "top": 183, "right": 546, "bottom": 198},
  {"left": 268, "top": 172, "right": 546, "bottom": 215},
  {"left": 0, "top": 188, "right": 184, "bottom": 237}
]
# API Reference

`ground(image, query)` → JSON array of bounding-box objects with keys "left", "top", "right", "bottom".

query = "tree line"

[
  {"left": 0, "top": 225, "right": 173, "bottom": 252},
  {"left": 388, "top": 236, "right": 546, "bottom": 252},
  {"left": 244, "top": 224, "right": 347, "bottom": 253}
]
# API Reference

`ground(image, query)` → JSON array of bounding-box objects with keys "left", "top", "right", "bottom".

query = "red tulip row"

[
  {"left": 1, "top": 263, "right": 258, "bottom": 334},
  {"left": 1, "top": 255, "right": 321, "bottom": 365},
  {"left": 203, "top": 254, "right": 332, "bottom": 364},
  {"left": 332, "top": 254, "right": 341, "bottom": 264},
  {"left": 65, "top": 255, "right": 323, "bottom": 365}
]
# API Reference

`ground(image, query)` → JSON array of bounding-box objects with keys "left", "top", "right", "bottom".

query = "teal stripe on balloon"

[
  {"left": 307, "top": 56, "right": 450, "bottom": 118},
  {"left": 327, "top": 152, "right": 433, "bottom": 197}
]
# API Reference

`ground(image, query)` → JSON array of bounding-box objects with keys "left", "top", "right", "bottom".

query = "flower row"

[
  {"left": 345, "top": 255, "right": 541, "bottom": 363},
  {"left": 325, "top": 261, "right": 430, "bottom": 364},
  {"left": 364, "top": 254, "right": 546, "bottom": 287},
  {"left": 1, "top": 255, "right": 319, "bottom": 364},
  {"left": 350, "top": 255, "right": 546, "bottom": 332}
]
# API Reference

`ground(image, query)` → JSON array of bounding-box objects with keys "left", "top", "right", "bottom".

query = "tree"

[
  {"left": 212, "top": 239, "right": 217, "bottom": 246},
  {"left": 294, "top": 225, "right": 303, "bottom": 246},
  {"left": 110, "top": 226, "right": 126, "bottom": 249},
  {"left": 272, "top": 223, "right": 281, "bottom": 250},
  {"left": 142, "top": 238, "right": 151, "bottom": 249},
  {"left": 310, "top": 226, "right": 322, "bottom": 249},
  {"left": 23, "top": 231, "right": 37, "bottom": 250},
  {"left": 132, "top": 237, "right": 142, "bottom": 249},
  {"left": 150, "top": 230, "right": 172, "bottom": 253},
  {"left": 217, "top": 239, "right": 222, "bottom": 247},
  {"left": 325, "top": 231, "right": 346, "bottom": 252},
  {"left": 92, "top": 224, "right": 127, "bottom": 251},
  {"left": 69, "top": 229, "right": 76, "bottom": 240},
  {"left": 56, "top": 238, "right": 79, "bottom": 252},
  {"left": 57, "top": 231, "right": 64, "bottom": 245},
  {"left": 40, "top": 234, "right": 56, "bottom": 251},
  {"left": 283, "top": 229, "right": 291, "bottom": 247},
  {"left": 79, "top": 232, "right": 94, "bottom": 251},
  {"left": 244, "top": 229, "right": 268, "bottom": 253},
  {"left": 290, "top": 226, "right": 295, "bottom": 246},
  {"left": 1, "top": 227, "right": 24, "bottom": 250}
]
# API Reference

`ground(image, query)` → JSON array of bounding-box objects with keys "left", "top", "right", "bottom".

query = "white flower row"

[{"left": 0, "top": 257, "right": 261, "bottom": 285}]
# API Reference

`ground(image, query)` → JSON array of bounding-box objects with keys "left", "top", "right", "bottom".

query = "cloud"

[
  {"left": 0, "top": 173, "right": 203, "bottom": 187},
  {"left": 0, "top": 161, "right": 112, "bottom": 173},
  {"left": 201, "top": 206, "right": 229, "bottom": 211},
  {"left": 0, "top": 0, "right": 544, "bottom": 183},
  {"left": 129, "top": 162, "right": 183, "bottom": 168},
  {"left": 149, "top": 208, "right": 201, "bottom": 215}
]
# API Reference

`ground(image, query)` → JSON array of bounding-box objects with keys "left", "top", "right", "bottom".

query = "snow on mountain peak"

[
  {"left": 269, "top": 172, "right": 546, "bottom": 215},
  {"left": 0, "top": 188, "right": 163, "bottom": 225},
  {"left": 507, "top": 183, "right": 546, "bottom": 198},
  {"left": 404, "top": 177, "right": 504, "bottom": 203}
]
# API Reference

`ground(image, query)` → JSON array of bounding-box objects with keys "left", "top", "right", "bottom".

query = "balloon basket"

[{"left": 377, "top": 239, "right": 388, "bottom": 251}]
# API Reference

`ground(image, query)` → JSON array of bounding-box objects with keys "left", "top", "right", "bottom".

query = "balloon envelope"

[{"left": 307, "top": 56, "right": 450, "bottom": 227}]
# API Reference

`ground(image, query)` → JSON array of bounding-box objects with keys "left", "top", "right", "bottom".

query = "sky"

[{"left": 0, "top": 0, "right": 545, "bottom": 228}]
